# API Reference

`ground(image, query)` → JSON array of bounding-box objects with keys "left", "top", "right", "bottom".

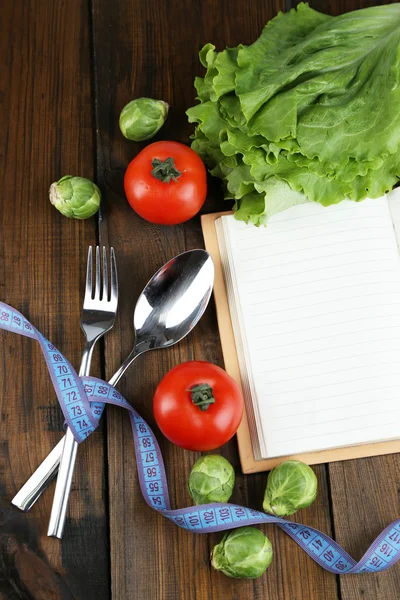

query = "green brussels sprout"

[
  {"left": 263, "top": 460, "right": 318, "bottom": 517},
  {"left": 188, "top": 455, "right": 235, "bottom": 505},
  {"left": 119, "top": 97, "right": 169, "bottom": 141},
  {"left": 211, "top": 527, "right": 273, "bottom": 579},
  {"left": 49, "top": 176, "right": 101, "bottom": 219}
]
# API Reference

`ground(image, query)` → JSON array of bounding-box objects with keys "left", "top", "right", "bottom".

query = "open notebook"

[{"left": 202, "top": 190, "right": 400, "bottom": 472}]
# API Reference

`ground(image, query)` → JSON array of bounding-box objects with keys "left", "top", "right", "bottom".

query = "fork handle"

[
  {"left": 47, "top": 429, "right": 78, "bottom": 537},
  {"left": 47, "top": 340, "right": 95, "bottom": 538}
]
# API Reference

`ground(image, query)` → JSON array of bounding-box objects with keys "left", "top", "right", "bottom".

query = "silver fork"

[
  {"left": 46, "top": 245, "right": 118, "bottom": 538},
  {"left": 11, "top": 248, "right": 117, "bottom": 525}
]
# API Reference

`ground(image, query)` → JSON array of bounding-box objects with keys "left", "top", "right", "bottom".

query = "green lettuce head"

[
  {"left": 119, "top": 98, "right": 169, "bottom": 141},
  {"left": 211, "top": 527, "right": 273, "bottom": 579},
  {"left": 263, "top": 460, "right": 318, "bottom": 517},
  {"left": 188, "top": 455, "right": 235, "bottom": 505},
  {"left": 186, "top": 3, "right": 400, "bottom": 225},
  {"left": 49, "top": 176, "right": 101, "bottom": 219}
]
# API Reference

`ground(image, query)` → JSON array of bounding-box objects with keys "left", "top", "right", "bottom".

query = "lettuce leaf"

[{"left": 186, "top": 3, "right": 400, "bottom": 225}]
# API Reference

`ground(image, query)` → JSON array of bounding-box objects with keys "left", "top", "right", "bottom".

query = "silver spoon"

[
  {"left": 111, "top": 248, "right": 214, "bottom": 383},
  {"left": 12, "top": 250, "right": 215, "bottom": 533}
]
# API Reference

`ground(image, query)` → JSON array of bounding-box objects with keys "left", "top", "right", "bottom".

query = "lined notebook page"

[{"left": 217, "top": 193, "right": 400, "bottom": 459}]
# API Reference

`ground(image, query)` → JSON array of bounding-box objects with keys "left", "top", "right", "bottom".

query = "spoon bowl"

[
  {"left": 134, "top": 249, "right": 214, "bottom": 352},
  {"left": 109, "top": 249, "right": 214, "bottom": 385}
]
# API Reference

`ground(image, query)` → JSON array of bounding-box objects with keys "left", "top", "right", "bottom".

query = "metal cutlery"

[{"left": 12, "top": 249, "right": 214, "bottom": 535}]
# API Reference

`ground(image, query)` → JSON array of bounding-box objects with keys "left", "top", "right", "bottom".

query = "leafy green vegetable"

[
  {"left": 187, "top": 3, "right": 400, "bottom": 225},
  {"left": 188, "top": 455, "right": 235, "bottom": 505},
  {"left": 119, "top": 98, "right": 169, "bottom": 141},
  {"left": 211, "top": 527, "right": 273, "bottom": 578},
  {"left": 263, "top": 460, "right": 318, "bottom": 517},
  {"left": 49, "top": 176, "right": 101, "bottom": 219}
]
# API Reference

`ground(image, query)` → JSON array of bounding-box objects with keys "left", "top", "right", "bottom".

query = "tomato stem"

[
  {"left": 151, "top": 157, "right": 182, "bottom": 183},
  {"left": 189, "top": 383, "right": 215, "bottom": 411}
]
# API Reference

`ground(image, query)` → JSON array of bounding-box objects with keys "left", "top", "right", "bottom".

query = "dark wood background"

[{"left": 0, "top": 1, "right": 399, "bottom": 598}]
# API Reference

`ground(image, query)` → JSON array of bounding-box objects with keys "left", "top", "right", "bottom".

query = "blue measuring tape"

[{"left": 1, "top": 300, "right": 399, "bottom": 575}]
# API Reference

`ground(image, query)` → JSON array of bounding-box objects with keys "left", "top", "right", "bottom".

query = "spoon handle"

[
  {"left": 11, "top": 349, "right": 142, "bottom": 511},
  {"left": 108, "top": 348, "right": 140, "bottom": 387},
  {"left": 11, "top": 437, "right": 65, "bottom": 511}
]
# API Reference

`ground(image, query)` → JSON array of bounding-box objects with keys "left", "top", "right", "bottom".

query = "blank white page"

[{"left": 218, "top": 192, "right": 400, "bottom": 459}]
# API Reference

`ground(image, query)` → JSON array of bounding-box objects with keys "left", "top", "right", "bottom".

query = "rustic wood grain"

[
  {"left": 2, "top": 1, "right": 399, "bottom": 599},
  {"left": 0, "top": 1, "right": 109, "bottom": 598},
  {"left": 329, "top": 457, "right": 400, "bottom": 600},
  {"left": 291, "top": 2, "right": 400, "bottom": 599},
  {"left": 91, "top": 1, "right": 337, "bottom": 598}
]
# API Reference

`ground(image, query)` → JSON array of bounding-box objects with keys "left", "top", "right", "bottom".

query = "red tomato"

[
  {"left": 153, "top": 361, "right": 244, "bottom": 451},
  {"left": 124, "top": 141, "right": 207, "bottom": 225}
]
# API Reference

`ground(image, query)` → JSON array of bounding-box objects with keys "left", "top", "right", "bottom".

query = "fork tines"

[{"left": 85, "top": 246, "right": 118, "bottom": 304}]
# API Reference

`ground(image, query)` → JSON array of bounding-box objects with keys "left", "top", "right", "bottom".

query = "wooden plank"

[
  {"left": 91, "top": 1, "right": 338, "bottom": 598},
  {"left": 0, "top": 1, "right": 110, "bottom": 598},
  {"left": 289, "top": 2, "right": 400, "bottom": 598},
  {"left": 329, "top": 457, "right": 400, "bottom": 599}
]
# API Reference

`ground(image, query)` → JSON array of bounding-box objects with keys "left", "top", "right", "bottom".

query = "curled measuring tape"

[{"left": 1, "top": 300, "right": 399, "bottom": 575}]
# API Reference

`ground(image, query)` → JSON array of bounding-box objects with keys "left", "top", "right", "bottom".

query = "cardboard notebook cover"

[{"left": 201, "top": 211, "right": 400, "bottom": 474}]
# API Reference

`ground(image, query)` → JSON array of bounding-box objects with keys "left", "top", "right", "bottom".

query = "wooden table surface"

[{"left": 0, "top": 1, "right": 399, "bottom": 598}]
